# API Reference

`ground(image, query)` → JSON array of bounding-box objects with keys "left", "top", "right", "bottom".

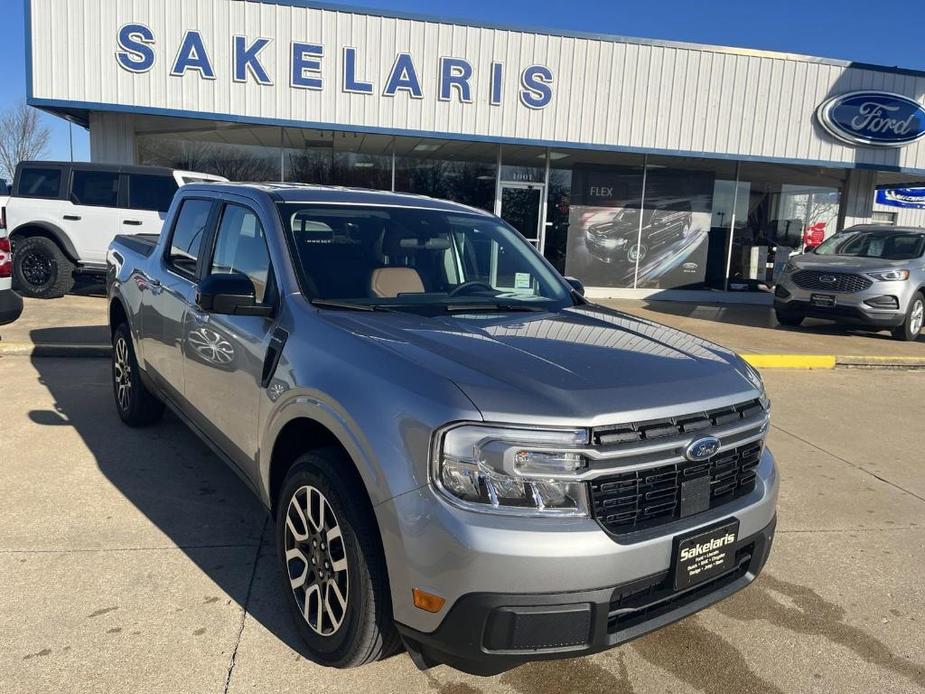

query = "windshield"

[
  {"left": 278, "top": 204, "right": 573, "bottom": 312},
  {"left": 813, "top": 231, "right": 925, "bottom": 260}
]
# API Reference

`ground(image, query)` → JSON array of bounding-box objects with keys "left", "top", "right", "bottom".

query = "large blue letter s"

[
  {"left": 520, "top": 65, "right": 553, "bottom": 109},
  {"left": 116, "top": 24, "right": 156, "bottom": 73}
]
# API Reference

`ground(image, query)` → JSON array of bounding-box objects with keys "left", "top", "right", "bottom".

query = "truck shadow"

[{"left": 25, "top": 354, "right": 317, "bottom": 660}]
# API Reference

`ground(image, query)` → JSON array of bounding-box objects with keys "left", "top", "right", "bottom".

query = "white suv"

[{"left": 6, "top": 162, "right": 225, "bottom": 298}]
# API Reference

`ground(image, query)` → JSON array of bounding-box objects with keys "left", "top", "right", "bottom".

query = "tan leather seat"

[{"left": 370, "top": 267, "right": 425, "bottom": 298}]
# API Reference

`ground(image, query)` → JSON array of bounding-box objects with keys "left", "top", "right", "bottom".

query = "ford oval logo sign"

[
  {"left": 685, "top": 436, "right": 721, "bottom": 463},
  {"left": 817, "top": 91, "right": 925, "bottom": 147}
]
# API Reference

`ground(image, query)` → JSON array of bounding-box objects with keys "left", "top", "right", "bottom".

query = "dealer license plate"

[
  {"left": 673, "top": 519, "right": 739, "bottom": 590},
  {"left": 811, "top": 293, "right": 836, "bottom": 308}
]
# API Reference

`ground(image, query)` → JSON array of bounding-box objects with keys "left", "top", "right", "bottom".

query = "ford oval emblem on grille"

[
  {"left": 685, "top": 436, "right": 721, "bottom": 462},
  {"left": 820, "top": 275, "right": 837, "bottom": 283}
]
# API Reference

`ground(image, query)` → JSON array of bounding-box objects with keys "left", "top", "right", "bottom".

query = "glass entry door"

[{"left": 500, "top": 182, "right": 545, "bottom": 248}]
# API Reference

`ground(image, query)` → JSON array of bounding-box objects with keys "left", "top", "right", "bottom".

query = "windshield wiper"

[
  {"left": 443, "top": 302, "right": 547, "bottom": 313},
  {"left": 311, "top": 299, "right": 395, "bottom": 312}
]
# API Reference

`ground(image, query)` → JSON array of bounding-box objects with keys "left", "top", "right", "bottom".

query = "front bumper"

[
  {"left": 398, "top": 517, "right": 775, "bottom": 676},
  {"left": 774, "top": 278, "right": 910, "bottom": 328},
  {"left": 0, "top": 288, "right": 23, "bottom": 326},
  {"left": 377, "top": 448, "right": 778, "bottom": 674}
]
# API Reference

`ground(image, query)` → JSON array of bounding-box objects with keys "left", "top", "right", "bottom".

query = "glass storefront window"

[
  {"left": 283, "top": 130, "right": 393, "bottom": 191},
  {"left": 560, "top": 151, "right": 646, "bottom": 289},
  {"left": 636, "top": 156, "right": 739, "bottom": 291},
  {"left": 137, "top": 121, "right": 281, "bottom": 181},
  {"left": 731, "top": 164, "right": 845, "bottom": 291},
  {"left": 393, "top": 138, "right": 497, "bottom": 212}
]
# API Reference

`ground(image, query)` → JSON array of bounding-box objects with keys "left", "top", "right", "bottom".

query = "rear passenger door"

[
  {"left": 67, "top": 169, "right": 122, "bottom": 265},
  {"left": 124, "top": 173, "right": 179, "bottom": 237},
  {"left": 181, "top": 200, "right": 278, "bottom": 481},
  {"left": 139, "top": 197, "right": 217, "bottom": 400}
]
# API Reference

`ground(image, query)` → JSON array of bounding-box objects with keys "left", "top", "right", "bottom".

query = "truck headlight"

[
  {"left": 432, "top": 425, "right": 590, "bottom": 516},
  {"left": 867, "top": 269, "right": 909, "bottom": 281}
]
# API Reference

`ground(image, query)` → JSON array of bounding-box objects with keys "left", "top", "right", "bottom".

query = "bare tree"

[{"left": 0, "top": 103, "right": 51, "bottom": 183}]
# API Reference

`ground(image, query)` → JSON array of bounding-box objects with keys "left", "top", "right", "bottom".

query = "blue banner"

[{"left": 876, "top": 188, "right": 925, "bottom": 209}]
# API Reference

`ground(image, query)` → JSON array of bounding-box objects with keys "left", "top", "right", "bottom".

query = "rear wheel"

[
  {"left": 892, "top": 292, "right": 924, "bottom": 341},
  {"left": 775, "top": 309, "right": 804, "bottom": 327},
  {"left": 12, "top": 236, "right": 75, "bottom": 299},
  {"left": 112, "top": 323, "right": 164, "bottom": 426},
  {"left": 276, "top": 450, "right": 399, "bottom": 668}
]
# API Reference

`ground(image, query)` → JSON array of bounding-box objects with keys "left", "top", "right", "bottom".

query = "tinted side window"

[
  {"left": 168, "top": 199, "right": 213, "bottom": 275},
  {"left": 71, "top": 171, "right": 120, "bottom": 207},
  {"left": 17, "top": 168, "right": 62, "bottom": 198},
  {"left": 210, "top": 205, "right": 272, "bottom": 303},
  {"left": 129, "top": 174, "right": 179, "bottom": 212}
]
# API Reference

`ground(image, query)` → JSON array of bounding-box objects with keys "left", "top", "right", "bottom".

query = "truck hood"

[{"left": 321, "top": 305, "right": 759, "bottom": 425}]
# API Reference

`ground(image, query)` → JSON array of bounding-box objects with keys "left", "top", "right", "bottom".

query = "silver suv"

[
  {"left": 775, "top": 225, "right": 925, "bottom": 341},
  {"left": 108, "top": 183, "right": 778, "bottom": 675}
]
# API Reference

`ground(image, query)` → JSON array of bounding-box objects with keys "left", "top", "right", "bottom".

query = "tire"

[
  {"left": 892, "top": 292, "right": 924, "bottom": 341},
  {"left": 775, "top": 309, "right": 804, "bottom": 327},
  {"left": 276, "top": 450, "right": 400, "bottom": 669},
  {"left": 627, "top": 242, "right": 648, "bottom": 264},
  {"left": 12, "top": 236, "right": 75, "bottom": 299},
  {"left": 112, "top": 323, "right": 165, "bottom": 427}
]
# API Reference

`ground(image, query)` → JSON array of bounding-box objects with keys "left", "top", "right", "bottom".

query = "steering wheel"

[{"left": 449, "top": 281, "right": 497, "bottom": 297}]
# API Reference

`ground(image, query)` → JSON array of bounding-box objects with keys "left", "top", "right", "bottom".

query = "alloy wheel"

[
  {"left": 21, "top": 251, "right": 53, "bottom": 287},
  {"left": 912, "top": 299, "right": 924, "bottom": 336},
  {"left": 113, "top": 336, "right": 133, "bottom": 412},
  {"left": 284, "top": 485, "right": 350, "bottom": 637}
]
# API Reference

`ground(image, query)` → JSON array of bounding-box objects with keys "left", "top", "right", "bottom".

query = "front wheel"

[
  {"left": 112, "top": 323, "right": 165, "bottom": 426},
  {"left": 892, "top": 293, "right": 924, "bottom": 341},
  {"left": 277, "top": 451, "right": 400, "bottom": 668}
]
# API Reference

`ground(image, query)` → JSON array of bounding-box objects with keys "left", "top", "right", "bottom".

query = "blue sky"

[{"left": 3, "top": 0, "right": 924, "bottom": 164}]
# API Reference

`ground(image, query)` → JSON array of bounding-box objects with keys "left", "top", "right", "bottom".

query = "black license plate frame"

[
  {"left": 673, "top": 519, "right": 740, "bottom": 591},
  {"left": 810, "top": 293, "right": 837, "bottom": 308}
]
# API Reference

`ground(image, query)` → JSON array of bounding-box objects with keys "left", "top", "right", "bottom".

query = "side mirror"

[
  {"left": 564, "top": 276, "right": 585, "bottom": 296},
  {"left": 197, "top": 273, "right": 273, "bottom": 317}
]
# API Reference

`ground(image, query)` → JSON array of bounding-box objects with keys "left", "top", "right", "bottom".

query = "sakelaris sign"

[
  {"left": 115, "top": 24, "right": 555, "bottom": 110},
  {"left": 816, "top": 91, "right": 925, "bottom": 147}
]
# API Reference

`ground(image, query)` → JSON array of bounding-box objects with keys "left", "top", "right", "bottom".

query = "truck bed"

[{"left": 113, "top": 233, "right": 160, "bottom": 258}]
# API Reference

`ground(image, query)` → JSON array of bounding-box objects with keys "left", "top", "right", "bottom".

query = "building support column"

[
  {"left": 838, "top": 169, "right": 877, "bottom": 230},
  {"left": 89, "top": 112, "right": 136, "bottom": 164}
]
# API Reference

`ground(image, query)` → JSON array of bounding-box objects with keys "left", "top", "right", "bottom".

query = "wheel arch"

[
  {"left": 109, "top": 296, "right": 129, "bottom": 338},
  {"left": 266, "top": 415, "right": 378, "bottom": 517},
  {"left": 10, "top": 222, "right": 79, "bottom": 263}
]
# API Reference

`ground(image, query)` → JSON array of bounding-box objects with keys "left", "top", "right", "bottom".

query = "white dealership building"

[{"left": 25, "top": 0, "right": 925, "bottom": 298}]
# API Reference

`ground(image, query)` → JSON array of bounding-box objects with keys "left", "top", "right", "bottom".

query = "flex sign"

[
  {"left": 115, "top": 24, "right": 555, "bottom": 109},
  {"left": 817, "top": 91, "right": 925, "bottom": 147}
]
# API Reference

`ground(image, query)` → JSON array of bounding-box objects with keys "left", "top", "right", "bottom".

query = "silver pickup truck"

[{"left": 107, "top": 183, "right": 778, "bottom": 676}]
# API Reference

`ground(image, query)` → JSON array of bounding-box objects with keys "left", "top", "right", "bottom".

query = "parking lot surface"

[{"left": 1, "top": 356, "right": 923, "bottom": 693}]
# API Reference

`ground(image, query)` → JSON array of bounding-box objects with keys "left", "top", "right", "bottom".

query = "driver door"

[{"left": 181, "top": 200, "right": 278, "bottom": 484}]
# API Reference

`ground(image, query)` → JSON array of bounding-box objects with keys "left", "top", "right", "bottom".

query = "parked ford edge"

[
  {"left": 107, "top": 183, "right": 778, "bottom": 675},
  {"left": 775, "top": 225, "right": 925, "bottom": 341}
]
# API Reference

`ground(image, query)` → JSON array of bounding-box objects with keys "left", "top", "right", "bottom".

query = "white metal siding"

[{"left": 29, "top": 0, "right": 925, "bottom": 171}]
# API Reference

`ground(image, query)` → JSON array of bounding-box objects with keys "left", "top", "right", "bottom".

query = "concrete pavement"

[{"left": 1, "top": 358, "right": 924, "bottom": 693}]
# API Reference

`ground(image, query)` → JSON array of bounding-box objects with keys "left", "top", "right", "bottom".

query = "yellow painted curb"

[{"left": 742, "top": 354, "right": 837, "bottom": 369}]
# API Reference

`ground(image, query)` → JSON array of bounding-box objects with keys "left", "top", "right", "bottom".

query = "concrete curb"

[
  {"left": 743, "top": 353, "right": 925, "bottom": 370},
  {"left": 0, "top": 343, "right": 112, "bottom": 358}
]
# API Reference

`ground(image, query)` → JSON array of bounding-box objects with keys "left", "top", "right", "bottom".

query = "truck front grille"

[
  {"left": 791, "top": 270, "right": 872, "bottom": 293},
  {"left": 589, "top": 441, "right": 763, "bottom": 537}
]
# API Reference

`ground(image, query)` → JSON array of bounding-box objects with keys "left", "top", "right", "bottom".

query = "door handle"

[
  {"left": 63, "top": 215, "right": 81, "bottom": 221},
  {"left": 261, "top": 328, "right": 289, "bottom": 388},
  {"left": 123, "top": 220, "right": 143, "bottom": 226}
]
